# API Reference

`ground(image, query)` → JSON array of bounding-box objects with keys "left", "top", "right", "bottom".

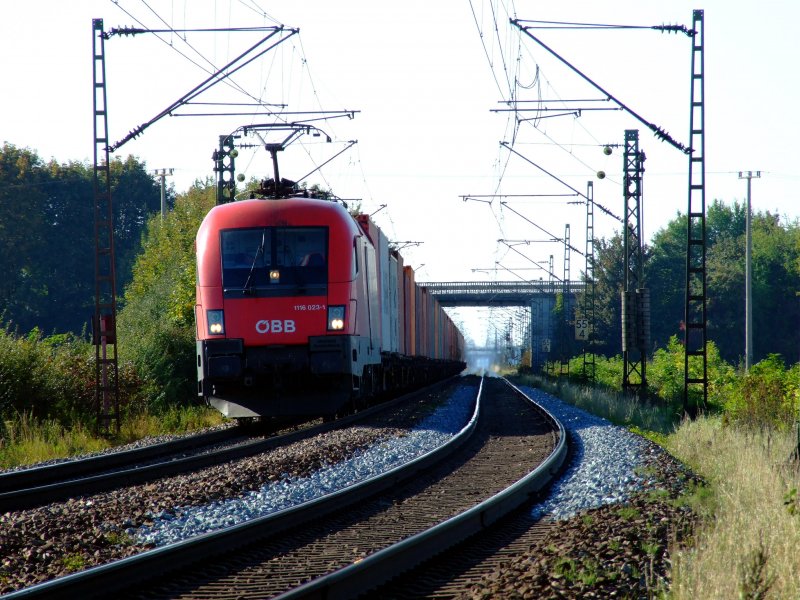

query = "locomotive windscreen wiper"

[{"left": 242, "top": 230, "right": 266, "bottom": 295}]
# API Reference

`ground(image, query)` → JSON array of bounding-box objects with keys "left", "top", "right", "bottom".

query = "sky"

[{"left": 2, "top": 1, "right": 798, "bottom": 347}]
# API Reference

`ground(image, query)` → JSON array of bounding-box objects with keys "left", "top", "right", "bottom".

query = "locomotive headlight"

[
  {"left": 207, "top": 310, "right": 225, "bottom": 335},
  {"left": 269, "top": 270, "right": 280, "bottom": 283},
  {"left": 327, "top": 305, "right": 345, "bottom": 331}
]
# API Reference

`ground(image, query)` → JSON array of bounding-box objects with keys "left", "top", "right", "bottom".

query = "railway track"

[
  {"left": 0, "top": 426, "right": 251, "bottom": 511},
  {"left": 3, "top": 376, "right": 565, "bottom": 599},
  {"left": 0, "top": 381, "right": 456, "bottom": 513}
]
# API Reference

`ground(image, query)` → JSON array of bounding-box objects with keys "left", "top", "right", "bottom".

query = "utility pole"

[
  {"left": 154, "top": 168, "right": 174, "bottom": 221},
  {"left": 739, "top": 170, "right": 761, "bottom": 370}
]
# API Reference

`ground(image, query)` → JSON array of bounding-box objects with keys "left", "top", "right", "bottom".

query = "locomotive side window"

[{"left": 220, "top": 227, "right": 328, "bottom": 298}]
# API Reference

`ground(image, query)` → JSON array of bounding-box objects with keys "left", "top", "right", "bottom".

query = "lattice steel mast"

[
  {"left": 621, "top": 130, "right": 650, "bottom": 397},
  {"left": 583, "top": 181, "right": 596, "bottom": 382},
  {"left": 683, "top": 9, "right": 707, "bottom": 415},
  {"left": 92, "top": 19, "right": 120, "bottom": 433},
  {"left": 560, "top": 224, "right": 571, "bottom": 376}
]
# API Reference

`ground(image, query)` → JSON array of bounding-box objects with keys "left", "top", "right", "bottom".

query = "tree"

[
  {"left": 584, "top": 233, "right": 625, "bottom": 356},
  {"left": 749, "top": 211, "right": 800, "bottom": 364},
  {"left": 0, "top": 145, "right": 47, "bottom": 320},
  {"left": 586, "top": 200, "right": 800, "bottom": 365},
  {"left": 117, "top": 180, "right": 216, "bottom": 406},
  {"left": 646, "top": 214, "right": 688, "bottom": 351},
  {"left": 0, "top": 145, "right": 163, "bottom": 335}
]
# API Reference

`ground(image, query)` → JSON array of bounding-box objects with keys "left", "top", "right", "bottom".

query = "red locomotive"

[{"left": 195, "top": 196, "right": 465, "bottom": 418}]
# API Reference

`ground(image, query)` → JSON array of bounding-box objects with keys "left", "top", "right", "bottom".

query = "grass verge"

[
  {"left": 0, "top": 405, "right": 226, "bottom": 469},
  {"left": 513, "top": 373, "right": 800, "bottom": 599}
]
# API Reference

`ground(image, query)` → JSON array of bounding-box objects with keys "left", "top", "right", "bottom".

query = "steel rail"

[
  {"left": 274, "top": 377, "right": 567, "bottom": 599},
  {"left": 2, "top": 377, "right": 478, "bottom": 599},
  {"left": 0, "top": 426, "right": 238, "bottom": 493},
  {"left": 0, "top": 377, "right": 460, "bottom": 512}
]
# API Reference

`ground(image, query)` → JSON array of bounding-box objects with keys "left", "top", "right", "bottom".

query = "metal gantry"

[
  {"left": 683, "top": 9, "right": 707, "bottom": 415},
  {"left": 91, "top": 19, "right": 120, "bottom": 433},
  {"left": 622, "top": 130, "right": 649, "bottom": 398}
]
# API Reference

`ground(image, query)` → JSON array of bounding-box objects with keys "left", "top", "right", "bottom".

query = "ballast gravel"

[
  {"left": 461, "top": 384, "right": 700, "bottom": 600},
  {"left": 519, "top": 385, "right": 654, "bottom": 521},
  {"left": 0, "top": 377, "right": 698, "bottom": 597},
  {"left": 0, "top": 381, "right": 477, "bottom": 594},
  {"left": 136, "top": 384, "right": 476, "bottom": 546}
]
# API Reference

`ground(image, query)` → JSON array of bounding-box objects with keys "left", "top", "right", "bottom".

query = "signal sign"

[{"left": 575, "top": 317, "right": 590, "bottom": 341}]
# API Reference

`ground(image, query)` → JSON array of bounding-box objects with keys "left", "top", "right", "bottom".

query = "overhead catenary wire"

[
  {"left": 107, "top": 26, "right": 299, "bottom": 151},
  {"left": 499, "top": 205, "right": 584, "bottom": 257},
  {"left": 115, "top": 0, "right": 345, "bottom": 190},
  {"left": 476, "top": 9, "right": 621, "bottom": 230},
  {"left": 511, "top": 18, "right": 691, "bottom": 154},
  {"left": 500, "top": 142, "right": 621, "bottom": 222},
  {"left": 111, "top": 0, "right": 281, "bottom": 107}
]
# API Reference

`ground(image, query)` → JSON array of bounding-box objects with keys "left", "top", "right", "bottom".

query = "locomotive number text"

[{"left": 293, "top": 304, "right": 326, "bottom": 311}]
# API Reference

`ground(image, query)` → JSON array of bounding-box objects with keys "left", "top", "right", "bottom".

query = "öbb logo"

[{"left": 255, "top": 319, "right": 297, "bottom": 334}]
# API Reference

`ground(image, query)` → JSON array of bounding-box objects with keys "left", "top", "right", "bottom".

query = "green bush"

[
  {"left": 0, "top": 326, "right": 92, "bottom": 422},
  {"left": 533, "top": 339, "right": 800, "bottom": 434},
  {"left": 721, "top": 355, "right": 799, "bottom": 430},
  {"left": 117, "top": 279, "right": 197, "bottom": 411},
  {"left": 116, "top": 180, "right": 215, "bottom": 411},
  {"left": 0, "top": 326, "right": 146, "bottom": 428},
  {"left": 544, "top": 336, "right": 737, "bottom": 420}
]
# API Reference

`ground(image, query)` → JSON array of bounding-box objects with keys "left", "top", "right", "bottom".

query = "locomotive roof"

[{"left": 200, "top": 197, "right": 361, "bottom": 234}]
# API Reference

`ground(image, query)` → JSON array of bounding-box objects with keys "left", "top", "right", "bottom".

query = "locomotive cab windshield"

[{"left": 221, "top": 226, "right": 328, "bottom": 298}]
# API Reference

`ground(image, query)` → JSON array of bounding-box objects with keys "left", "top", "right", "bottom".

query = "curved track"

[{"left": 4, "top": 376, "right": 565, "bottom": 599}]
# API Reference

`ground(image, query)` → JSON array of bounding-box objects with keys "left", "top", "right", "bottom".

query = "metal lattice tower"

[
  {"left": 92, "top": 19, "right": 120, "bottom": 433},
  {"left": 583, "top": 181, "right": 596, "bottom": 382},
  {"left": 531, "top": 298, "right": 542, "bottom": 372},
  {"left": 683, "top": 9, "right": 707, "bottom": 415},
  {"left": 560, "top": 224, "right": 571, "bottom": 377},
  {"left": 545, "top": 254, "right": 555, "bottom": 375},
  {"left": 622, "top": 130, "right": 648, "bottom": 397}
]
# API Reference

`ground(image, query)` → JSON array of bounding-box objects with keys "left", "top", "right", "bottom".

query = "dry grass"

[
  {"left": 119, "top": 406, "right": 225, "bottom": 442},
  {"left": 517, "top": 374, "right": 800, "bottom": 598},
  {"left": 0, "top": 406, "right": 225, "bottom": 469},
  {"left": 0, "top": 413, "right": 110, "bottom": 468},
  {"left": 667, "top": 417, "right": 800, "bottom": 599}
]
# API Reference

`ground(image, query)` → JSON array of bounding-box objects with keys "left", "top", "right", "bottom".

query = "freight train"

[{"left": 195, "top": 196, "right": 466, "bottom": 418}]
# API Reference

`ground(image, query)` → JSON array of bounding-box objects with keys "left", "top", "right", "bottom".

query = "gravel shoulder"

[{"left": 458, "top": 384, "right": 704, "bottom": 599}]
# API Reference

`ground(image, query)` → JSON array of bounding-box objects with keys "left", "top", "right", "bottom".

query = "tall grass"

[
  {"left": 119, "top": 405, "right": 225, "bottom": 441},
  {"left": 0, "top": 326, "right": 226, "bottom": 469},
  {"left": 0, "top": 406, "right": 225, "bottom": 469},
  {"left": 519, "top": 356, "right": 800, "bottom": 599},
  {"left": 514, "top": 373, "right": 679, "bottom": 441},
  {"left": 667, "top": 418, "right": 800, "bottom": 599},
  {"left": 0, "top": 412, "right": 111, "bottom": 468}
]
